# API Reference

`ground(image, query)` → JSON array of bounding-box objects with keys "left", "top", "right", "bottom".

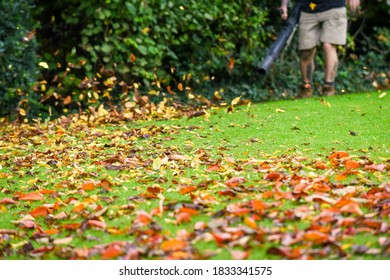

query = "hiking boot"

[
  {"left": 298, "top": 82, "right": 313, "bottom": 98},
  {"left": 322, "top": 83, "right": 335, "bottom": 96}
]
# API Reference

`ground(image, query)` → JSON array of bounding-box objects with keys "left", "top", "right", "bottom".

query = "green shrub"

[
  {"left": 32, "top": 0, "right": 274, "bottom": 115},
  {"left": 0, "top": 0, "right": 38, "bottom": 120}
]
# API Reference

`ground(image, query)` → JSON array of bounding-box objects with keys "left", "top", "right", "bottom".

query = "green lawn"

[{"left": 0, "top": 91, "right": 389, "bottom": 260}]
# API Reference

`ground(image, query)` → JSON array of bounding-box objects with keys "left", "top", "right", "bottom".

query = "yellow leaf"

[
  {"left": 275, "top": 108, "right": 286, "bottom": 113},
  {"left": 231, "top": 96, "right": 241, "bottom": 106},
  {"left": 19, "top": 108, "right": 26, "bottom": 116},
  {"left": 153, "top": 157, "right": 162, "bottom": 170},
  {"left": 38, "top": 62, "right": 49, "bottom": 69}
]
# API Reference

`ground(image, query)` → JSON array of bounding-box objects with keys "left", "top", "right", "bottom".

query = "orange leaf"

[
  {"left": 45, "top": 229, "right": 60, "bottom": 235},
  {"left": 72, "top": 203, "right": 85, "bottom": 213},
  {"left": 81, "top": 182, "right": 96, "bottom": 191},
  {"left": 304, "top": 231, "right": 329, "bottom": 244},
  {"left": 19, "top": 192, "right": 44, "bottom": 201},
  {"left": 179, "top": 186, "right": 197, "bottom": 195},
  {"left": 244, "top": 216, "right": 258, "bottom": 229},
  {"left": 330, "top": 151, "right": 349, "bottom": 159},
  {"left": 261, "top": 191, "right": 273, "bottom": 199},
  {"left": 335, "top": 174, "right": 347, "bottom": 181},
  {"left": 161, "top": 239, "right": 187, "bottom": 252},
  {"left": 102, "top": 244, "right": 122, "bottom": 259},
  {"left": 344, "top": 160, "right": 360, "bottom": 170},
  {"left": 178, "top": 207, "right": 198, "bottom": 216},
  {"left": 87, "top": 219, "right": 107, "bottom": 229},
  {"left": 30, "top": 206, "right": 49, "bottom": 218},
  {"left": 251, "top": 200, "right": 266, "bottom": 213},
  {"left": 40, "top": 189, "right": 56, "bottom": 195}
]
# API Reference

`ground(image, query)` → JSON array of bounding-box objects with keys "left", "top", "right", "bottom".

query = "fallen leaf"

[
  {"left": 179, "top": 186, "right": 197, "bottom": 194},
  {"left": 161, "top": 239, "right": 187, "bottom": 252},
  {"left": 19, "top": 192, "right": 44, "bottom": 201},
  {"left": 53, "top": 237, "right": 73, "bottom": 245},
  {"left": 225, "top": 176, "right": 246, "bottom": 187},
  {"left": 30, "top": 206, "right": 49, "bottom": 218},
  {"left": 329, "top": 151, "right": 350, "bottom": 159},
  {"left": 87, "top": 219, "right": 107, "bottom": 229},
  {"left": 0, "top": 198, "right": 16, "bottom": 204},
  {"left": 230, "top": 249, "right": 249, "bottom": 260},
  {"left": 102, "top": 243, "right": 123, "bottom": 259},
  {"left": 345, "top": 160, "right": 360, "bottom": 170}
]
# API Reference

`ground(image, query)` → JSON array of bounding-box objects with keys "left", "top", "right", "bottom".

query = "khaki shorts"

[{"left": 299, "top": 7, "right": 347, "bottom": 50}]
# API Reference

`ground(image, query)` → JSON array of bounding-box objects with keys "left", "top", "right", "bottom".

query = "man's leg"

[
  {"left": 322, "top": 42, "right": 338, "bottom": 95},
  {"left": 298, "top": 48, "right": 316, "bottom": 98}
]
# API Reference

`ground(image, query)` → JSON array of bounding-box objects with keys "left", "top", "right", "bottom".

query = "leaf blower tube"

[{"left": 258, "top": 2, "right": 302, "bottom": 75}]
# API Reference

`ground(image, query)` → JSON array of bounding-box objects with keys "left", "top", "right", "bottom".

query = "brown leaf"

[{"left": 265, "top": 172, "right": 282, "bottom": 181}]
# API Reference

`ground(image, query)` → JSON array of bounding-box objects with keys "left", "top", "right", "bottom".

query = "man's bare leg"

[
  {"left": 322, "top": 42, "right": 338, "bottom": 95},
  {"left": 298, "top": 48, "right": 316, "bottom": 98},
  {"left": 300, "top": 48, "right": 316, "bottom": 83}
]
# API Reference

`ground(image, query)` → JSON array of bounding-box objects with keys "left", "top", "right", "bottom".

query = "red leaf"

[
  {"left": 225, "top": 176, "right": 246, "bottom": 187},
  {"left": 19, "top": 192, "right": 44, "bottom": 201}
]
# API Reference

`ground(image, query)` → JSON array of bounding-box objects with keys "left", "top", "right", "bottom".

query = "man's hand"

[
  {"left": 280, "top": 5, "right": 288, "bottom": 20},
  {"left": 280, "top": 0, "right": 289, "bottom": 20},
  {"left": 347, "top": 0, "right": 360, "bottom": 11}
]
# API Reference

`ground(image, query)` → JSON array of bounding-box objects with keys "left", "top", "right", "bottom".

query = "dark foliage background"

[{"left": 1, "top": 0, "right": 389, "bottom": 120}]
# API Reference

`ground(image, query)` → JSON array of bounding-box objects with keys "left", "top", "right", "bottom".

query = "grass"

[{"left": 0, "top": 91, "right": 389, "bottom": 260}]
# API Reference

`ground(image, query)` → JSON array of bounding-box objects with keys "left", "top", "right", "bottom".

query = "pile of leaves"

[{"left": 0, "top": 101, "right": 389, "bottom": 260}]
